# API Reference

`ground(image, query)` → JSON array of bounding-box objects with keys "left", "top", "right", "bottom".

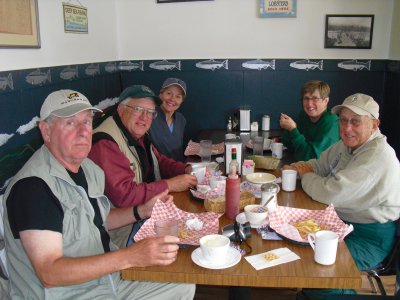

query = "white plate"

[
  {"left": 191, "top": 247, "right": 241, "bottom": 269},
  {"left": 236, "top": 212, "right": 269, "bottom": 228},
  {"left": 245, "top": 143, "right": 271, "bottom": 151}
]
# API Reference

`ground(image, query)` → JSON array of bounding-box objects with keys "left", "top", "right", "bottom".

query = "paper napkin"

[{"left": 245, "top": 247, "right": 300, "bottom": 270}]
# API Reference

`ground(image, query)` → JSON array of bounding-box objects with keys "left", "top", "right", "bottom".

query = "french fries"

[{"left": 292, "top": 219, "right": 329, "bottom": 238}]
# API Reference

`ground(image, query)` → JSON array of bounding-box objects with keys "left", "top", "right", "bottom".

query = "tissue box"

[{"left": 242, "top": 159, "right": 255, "bottom": 176}]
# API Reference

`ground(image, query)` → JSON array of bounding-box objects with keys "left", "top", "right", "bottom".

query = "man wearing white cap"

[
  {"left": 2, "top": 90, "right": 195, "bottom": 299},
  {"left": 285, "top": 93, "right": 400, "bottom": 299}
]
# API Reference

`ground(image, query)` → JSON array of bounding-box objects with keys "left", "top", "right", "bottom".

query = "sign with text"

[
  {"left": 63, "top": 3, "right": 88, "bottom": 33},
  {"left": 259, "top": 0, "right": 297, "bottom": 18}
]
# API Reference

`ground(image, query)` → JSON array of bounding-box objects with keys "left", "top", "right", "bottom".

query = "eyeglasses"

[
  {"left": 124, "top": 105, "right": 157, "bottom": 119},
  {"left": 339, "top": 117, "right": 366, "bottom": 127},
  {"left": 302, "top": 96, "right": 323, "bottom": 103}
]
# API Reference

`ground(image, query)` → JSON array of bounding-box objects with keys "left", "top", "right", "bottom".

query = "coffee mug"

[
  {"left": 282, "top": 169, "right": 297, "bottom": 192},
  {"left": 308, "top": 230, "right": 339, "bottom": 265}
]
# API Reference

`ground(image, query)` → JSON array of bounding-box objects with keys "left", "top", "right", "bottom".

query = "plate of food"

[
  {"left": 268, "top": 204, "right": 353, "bottom": 246},
  {"left": 184, "top": 140, "right": 225, "bottom": 157}
]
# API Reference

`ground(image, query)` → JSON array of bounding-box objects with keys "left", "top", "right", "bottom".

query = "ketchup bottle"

[{"left": 225, "top": 148, "right": 241, "bottom": 220}]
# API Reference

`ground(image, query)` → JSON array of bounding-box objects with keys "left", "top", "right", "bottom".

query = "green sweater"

[{"left": 282, "top": 110, "right": 339, "bottom": 161}]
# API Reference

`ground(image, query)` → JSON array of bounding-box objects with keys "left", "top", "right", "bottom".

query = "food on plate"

[
  {"left": 292, "top": 219, "right": 329, "bottom": 238},
  {"left": 263, "top": 252, "right": 280, "bottom": 262},
  {"left": 178, "top": 225, "right": 192, "bottom": 239}
]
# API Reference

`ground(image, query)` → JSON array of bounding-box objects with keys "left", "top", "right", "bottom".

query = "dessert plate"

[{"left": 191, "top": 247, "right": 241, "bottom": 269}]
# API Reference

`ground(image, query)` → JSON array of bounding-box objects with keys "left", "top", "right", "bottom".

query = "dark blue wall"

[{"left": 0, "top": 58, "right": 398, "bottom": 188}]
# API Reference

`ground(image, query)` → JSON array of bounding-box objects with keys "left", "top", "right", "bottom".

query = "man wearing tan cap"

[
  {"left": 285, "top": 93, "right": 400, "bottom": 299},
  {"left": 2, "top": 90, "right": 195, "bottom": 299}
]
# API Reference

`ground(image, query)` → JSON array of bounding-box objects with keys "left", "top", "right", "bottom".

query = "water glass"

[
  {"left": 154, "top": 219, "right": 179, "bottom": 237},
  {"left": 199, "top": 140, "right": 212, "bottom": 162},
  {"left": 252, "top": 136, "right": 264, "bottom": 156}
]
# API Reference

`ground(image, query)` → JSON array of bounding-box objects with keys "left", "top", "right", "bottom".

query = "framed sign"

[
  {"left": 157, "top": 0, "right": 213, "bottom": 3},
  {"left": 325, "top": 14, "right": 374, "bottom": 49},
  {"left": 0, "top": 0, "right": 40, "bottom": 48},
  {"left": 63, "top": 2, "right": 88, "bottom": 33},
  {"left": 259, "top": 0, "right": 297, "bottom": 18}
]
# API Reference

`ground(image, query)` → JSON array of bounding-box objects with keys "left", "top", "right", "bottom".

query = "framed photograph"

[
  {"left": 259, "top": 0, "right": 297, "bottom": 18},
  {"left": 325, "top": 14, "right": 374, "bottom": 49},
  {"left": 0, "top": 0, "right": 40, "bottom": 48},
  {"left": 63, "top": 2, "right": 88, "bottom": 33},
  {"left": 157, "top": 0, "right": 213, "bottom": 3}
]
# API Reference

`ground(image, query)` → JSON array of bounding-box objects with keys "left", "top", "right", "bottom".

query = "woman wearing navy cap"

[{"left": 149, "top": 78, "right": 187, "bottom": 162}]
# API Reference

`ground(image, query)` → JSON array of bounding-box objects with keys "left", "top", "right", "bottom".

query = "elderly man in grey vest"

[{"left": 2, "top": 89, "right": 195, "bottom": 299}]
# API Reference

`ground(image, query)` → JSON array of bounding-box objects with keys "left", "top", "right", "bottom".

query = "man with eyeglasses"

[
  {"left": 89, "top": 85, "right": 197, "bottom": 247},
  {"left": 280, "top": 80, "right": 340, "bottom": 161},
  {"left": 3, "top": 90, "right": 195, "bottom": 299},
  {"left": 284, "top": 93, "right": 400, "bottom": 300}
]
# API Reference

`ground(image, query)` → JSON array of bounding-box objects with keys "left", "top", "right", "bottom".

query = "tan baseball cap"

[
  {"left": 40, "top": 89, "right": 102, "bottom": 120},
  {"left": 331, "top": 93, "right": 379, "bottom": 119}
]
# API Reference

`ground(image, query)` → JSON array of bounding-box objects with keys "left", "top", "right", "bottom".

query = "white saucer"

[
  {"left": 236, "top": 212, "right": 269, "bottom": 228},
  {"left": 191, "top": 247, "right": 241, "bottom": 269}
]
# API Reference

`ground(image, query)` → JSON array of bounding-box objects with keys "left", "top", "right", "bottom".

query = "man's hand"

[
  {"left": 287, "top": 162, "right": 314, "bottom": 176},
  {"left": 166, "top": 174, "right": 197, "bottom": 192},
  {"left": 280, "top": 113, "right": 297, "bottom": 131},
  {"left": 127, "top": 236, "right": 180, "bottom": 267},
  {"left": 137, "top": 189, "right": 172, "bottom": 219}
]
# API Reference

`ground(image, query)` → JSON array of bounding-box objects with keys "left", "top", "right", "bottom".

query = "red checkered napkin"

[
  {"left": 269, "top": 204, "right": 353, "bottom": 243},
  {"left": 184, "top": 140, "right": 225, "bottom": 156},
  {"left": 134, "top": 199, "right": 221, "bottom": 245}
]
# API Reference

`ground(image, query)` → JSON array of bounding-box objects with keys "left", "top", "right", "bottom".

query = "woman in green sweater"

[{"left": 280, "top": 80, "right": 340, "bottom": 161}]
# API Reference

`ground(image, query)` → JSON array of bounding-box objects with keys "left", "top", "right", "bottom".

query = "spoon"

[{"left": 262, "top": 195, "right": 274, "bottom": 208}]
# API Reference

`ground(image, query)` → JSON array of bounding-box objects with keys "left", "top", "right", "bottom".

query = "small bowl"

[
  {"left": 246, "top": 172, "right": 276, "bottom": 185},
  {"left": 244, "top": 204, "right": 268, "bottom": 226}
]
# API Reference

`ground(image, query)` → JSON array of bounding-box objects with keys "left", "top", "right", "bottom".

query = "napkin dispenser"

[
  {"left": 239, "top": 106, "right": 251, "bottom": 131},
  {"left": 225, "top": 139, "right": 243, "bottom": 175}
]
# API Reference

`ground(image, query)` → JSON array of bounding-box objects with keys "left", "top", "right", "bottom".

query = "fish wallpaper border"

[{"left": 0, "top": 58, "right": 390, "bottom": 94}]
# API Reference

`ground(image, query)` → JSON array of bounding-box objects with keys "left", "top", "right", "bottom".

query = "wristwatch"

[{"left": 133, "top": 206, "right": 142, "bottom": 221}]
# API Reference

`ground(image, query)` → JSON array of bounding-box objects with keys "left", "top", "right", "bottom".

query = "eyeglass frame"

[
  {"left": 339, "top": 115, "right": 374, "bottom": 127},
  {"left": 124, "top": 104, "right": 158, "bottom": 119},
  {"left": 302, "top": 96, "right": 325, "bottom": 103}
]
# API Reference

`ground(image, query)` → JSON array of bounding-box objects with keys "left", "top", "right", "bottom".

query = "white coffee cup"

[
  {"left": 271, "top": 142, "right": 283, "bottom": 159},
  {"left": 191, "top": 166, "right": 206, "bottom": 184},
  {"left": 308, "top": 230, "right": 339, "bottom": 265},
  {"left": 199, "top": 234, "right": 230, "bottom": 263},
  {"left": 282, "top": 169, "right": 297, "bottom": 192}
]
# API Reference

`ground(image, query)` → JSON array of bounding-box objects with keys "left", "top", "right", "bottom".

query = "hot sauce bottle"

[{"left": 225, "top": 148, "right": 241, "bottom": 220}]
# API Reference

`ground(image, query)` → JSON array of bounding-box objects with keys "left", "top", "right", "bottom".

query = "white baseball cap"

[
  {"left": 331, "top": 93, "right": 379, "bottom": 119},
  {"left": 40, "top": 89, "right": 102, "bottom": 120}
]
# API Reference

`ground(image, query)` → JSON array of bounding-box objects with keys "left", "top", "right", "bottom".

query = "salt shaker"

[
  {"left": 261, "top": 182, "right": 280, "bottom": 213},
  {"left": 227, "top": 117, "right": 232, "bottom": 132}
]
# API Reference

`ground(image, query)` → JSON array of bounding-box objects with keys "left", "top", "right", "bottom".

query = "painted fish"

[
  {"left": 0, "top": 73, "right": 14, "bottom": 90},
  {"left": 26, "top": 69, "right": 51, "bottom": 85},
  {"left": 105, "top": 62, "right": 117, "bottom": 73},
  {"left": 195, "top": 59, "right": 228, "bottom": 71},
  {"left": 60, "top": 65, "right": 79, "bottom": 80},
  {"left": 118, "top": 61, "right": 144, "bottom": 71},
  {"left": 242, "top": 59, "right": 275, "bottom": 70},
  {"left": 85, "top": 64, "right": 100, "bottom": 76},
  {"left": 149, "top": 60, "right": 181, "bottom": 71},
  {"left": 337, "top": 60, "right": 371, "bottom": 71},
  {"left": 290, "top": 59, "right": 323, "bottom": 71}
]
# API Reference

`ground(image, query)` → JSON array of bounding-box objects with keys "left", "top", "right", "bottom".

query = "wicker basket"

[
  {"left": 204, "top": 191, "right": 255, "bottom": 213},
  {"left": 252, "top": 155, "right": 280, "bottom": 170}
]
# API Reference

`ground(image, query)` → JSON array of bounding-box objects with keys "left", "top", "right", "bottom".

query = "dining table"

[{"left": 121, "top": 129, "right": 362, "bottom": 293}]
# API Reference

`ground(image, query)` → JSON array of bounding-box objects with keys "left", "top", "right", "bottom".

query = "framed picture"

[
  {"left": 157, "top": 0, "right": 213, "bottom": 3},
  {"left": 63, "top": 2, "right": 88, "bottom": 33},
  {"left": 0, "top": 0, "right": 40, "bottom": 48},
  {"left": 259, "top": 0, "right": 297, "bottom": 18},
  {"left": 324, "top": 14, "right": 374, "bottom": 49}
]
